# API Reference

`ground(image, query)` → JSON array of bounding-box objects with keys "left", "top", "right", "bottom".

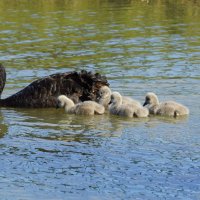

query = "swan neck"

[{"left": 0, "top": 64, "right": 6, "bottom": 99}]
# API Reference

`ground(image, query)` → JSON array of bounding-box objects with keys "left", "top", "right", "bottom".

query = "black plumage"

[{"left": 0, "top": 64, "right": 109, "bottom": 108}]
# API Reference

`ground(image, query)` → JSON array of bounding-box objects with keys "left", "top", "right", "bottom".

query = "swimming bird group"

[{"left": 0, "top": 64, "right": 189, "bottom": 118}]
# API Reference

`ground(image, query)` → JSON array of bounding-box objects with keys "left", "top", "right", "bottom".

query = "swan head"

[
  {"left": 143, "top": 92, "right": 159, "bottom": 106},
  {"left": 109, "top": 92, "right": 122, "bottom": 106},
  {"left": 56, "top": 95, "right": 74, "bottom": 109}
]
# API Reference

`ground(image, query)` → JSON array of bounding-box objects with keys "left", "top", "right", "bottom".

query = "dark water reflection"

[{"left": 0, "top": 0, "right": 200, "bottom": 199}]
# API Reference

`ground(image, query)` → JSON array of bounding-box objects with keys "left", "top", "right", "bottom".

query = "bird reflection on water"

[{"left": 0, "top": 107, "right": 127, "bottom": 142}]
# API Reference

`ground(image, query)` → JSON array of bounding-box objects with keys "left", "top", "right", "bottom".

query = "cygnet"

[
  {"left": 109, "top": 92, "right": 149, "bottom": 118},
  {"left": 143, "top": 92, "right": 189, "bottom": 117},
  {"left": 96, "top": 86, "right": 112, "bottom": 108},
  {"left": 57, "top": 95, "right": 105, "bottom": 115}
]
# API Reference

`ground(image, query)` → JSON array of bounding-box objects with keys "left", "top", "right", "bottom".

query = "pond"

[{"left": 0, "top": 0, "right": 200, "bottom": 199}]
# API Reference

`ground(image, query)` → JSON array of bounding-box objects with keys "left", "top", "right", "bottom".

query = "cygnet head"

[
  {"left": 109, "top": 92, "right": 122, "bottom": 105},
  {"left": 96, "top": 86, "right": 112, "bottom": 106},
  {"left": 56, "top": 95, "right": 74, "bottom": 109},
  {"left": 143, "top": 92, "right": 159, "bottom": 107}
]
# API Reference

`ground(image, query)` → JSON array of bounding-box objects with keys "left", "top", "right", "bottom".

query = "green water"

[{"left": 0, "top": 0, "right": 200, "bottom": 199}]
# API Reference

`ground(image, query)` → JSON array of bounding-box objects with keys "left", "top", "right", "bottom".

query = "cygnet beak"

[
  {"left": 56, "top": 100, "right": 60, "bottom": 109},
  {"left": 108, "top": 100, "right": 112, "bottom": 105},
  {"left": 143, "top": 101, "right": 148, "bottom": 107},
  {"left": 88, "top": 93, "right": 95, "bottom": 101}
]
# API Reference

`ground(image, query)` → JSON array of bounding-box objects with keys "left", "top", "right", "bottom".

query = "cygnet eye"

[{"left": 146, "top": 97, "right": 150, "bottom": 101}]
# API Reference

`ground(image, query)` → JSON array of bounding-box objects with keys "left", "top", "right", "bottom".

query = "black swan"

[{"left": 0, "top": 63, "right": 109, "bottom": 108}]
